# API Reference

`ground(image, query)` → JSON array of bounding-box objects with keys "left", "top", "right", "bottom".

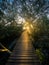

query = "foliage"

[
  {"left": 0, "top": 23, "right": 22, "bottom": 48},
  {"left": 0, "top": 0, "right": 49, "bottom": 64},
  {"left": 36, "top": 49, "right": 45, "bottom": 62},
  {"left": 0, "top": 0, "right": 49, "bottom": 22},
  {"left": 32, "top": 15, "right": 49, "bottom": 64}
]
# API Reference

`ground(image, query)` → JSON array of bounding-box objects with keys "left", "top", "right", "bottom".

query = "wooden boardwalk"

[{"left": 6, "top": 31, "right": 41, "bottom": 65}]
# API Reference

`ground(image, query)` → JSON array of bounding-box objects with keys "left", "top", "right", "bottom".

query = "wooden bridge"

[{"left": 6, "top": 31, "right": 41, "bottom": 65}]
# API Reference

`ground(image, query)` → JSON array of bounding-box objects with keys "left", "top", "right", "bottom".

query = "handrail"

[{"left": 0, "top": 43, "right": 12, "bottom": 54}]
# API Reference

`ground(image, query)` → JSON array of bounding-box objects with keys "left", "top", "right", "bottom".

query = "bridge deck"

[{"left": 6, "top": 31, "right": 41, "bottom": 65}]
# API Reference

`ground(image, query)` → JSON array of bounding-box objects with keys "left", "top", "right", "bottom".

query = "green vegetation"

[
  {"left": 36, "top": 49, "right": 45, "bottom": 62},
  {"left": 0, "top": 0, "right": 49, "bottom": 65},
  {"left": 32, "top": 15, "right": 49, "bottom": 65},
  {"left": 0, "top": 23, "right": 22, "bottom": 49}
]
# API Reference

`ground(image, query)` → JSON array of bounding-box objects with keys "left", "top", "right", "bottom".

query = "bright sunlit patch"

[
  {"left": 23, "top": 22, "right": 29, "bottom": 30},
  {"left": 23, "top": 26, "right": 30, "bottom": 32},
  {"left": 21, "top": 31, "right": 29, "bottom": 50},
  {"left": 30, "top": 24, "right": 33, "bottom": 29},
  {"left": 23, "top": 22, "right": 34, "bottom": 35},
  {"left": 26, "top": 26, "right": 31, "bottom": 34},
  {"left": 23, "top": 22, "right": 31, "bottom": 34},
  {"left": 0, "top": 49, "right": 7, "bottom": 52},
  {"left": 23, "top": 26, "right": 26, "bottom": 30},
  {"left": 17, "top": 15, "right": 25, "bottom": 24},
  {"left": 26, "top": 26, "right": 30, "bottom": 30}
]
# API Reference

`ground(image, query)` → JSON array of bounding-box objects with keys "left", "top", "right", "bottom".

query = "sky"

[{"left": 0, "top": 0, "right": 49, "bottom": 23}]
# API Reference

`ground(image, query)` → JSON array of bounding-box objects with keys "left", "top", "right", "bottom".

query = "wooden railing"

[{"left": 0, "top": 43, "right": 12, "bottom": 53}]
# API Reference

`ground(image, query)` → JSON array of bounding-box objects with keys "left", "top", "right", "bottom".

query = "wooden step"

[
  {"left": 8, "top": 59, "right": 40, "bottom": 63},
  {"left": 6, "top": 62, "right": 40, "bottom": 65}
]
